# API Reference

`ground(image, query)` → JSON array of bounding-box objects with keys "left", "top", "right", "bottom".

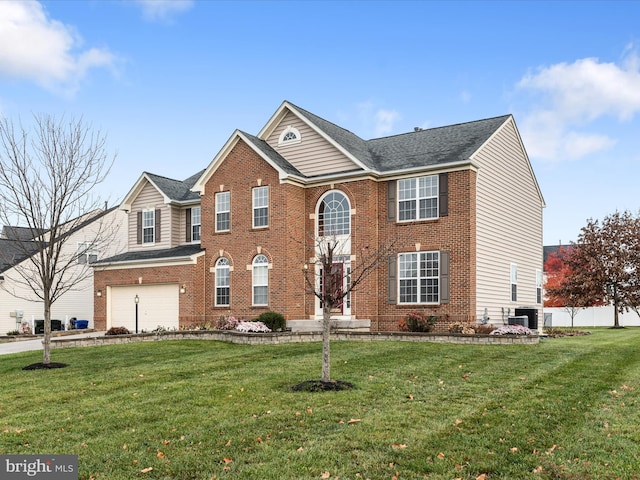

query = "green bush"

[
  {"left": 256, "top": 311, "right": 286, "bottom": 332},
  {"left": 6, "top": 330, "right": 20, "bottom": 336}
]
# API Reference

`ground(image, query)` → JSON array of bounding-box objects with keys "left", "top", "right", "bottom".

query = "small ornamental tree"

[
  {"left": 302, "top": 235, "right": 393, "bottom": 384},
  {"left": 544, "top": 246, "right": 604, "bottom": 327},
  {"left": 550, "top": 211, "right": 640, "bottom": 328}
]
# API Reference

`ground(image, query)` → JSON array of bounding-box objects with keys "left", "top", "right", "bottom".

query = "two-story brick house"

[{"left": 93, "top": 101, "right": 544, "bottom": 332}]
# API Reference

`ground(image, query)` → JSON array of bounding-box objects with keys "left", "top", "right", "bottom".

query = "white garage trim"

[{"left": 108, "top": 284, "right": 179, "bottom": 332}]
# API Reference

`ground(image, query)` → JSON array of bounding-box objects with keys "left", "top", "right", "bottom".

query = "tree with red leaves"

[{"left": 549, "top": 211, "right": 640, "bottom": 328}]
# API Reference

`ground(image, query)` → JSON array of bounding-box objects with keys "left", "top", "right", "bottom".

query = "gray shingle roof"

[
  {"left": 1, "top": 226, "right": 45, "bottom": 241},
  {"left": 366, "top": 115, "right": 511, "bottom": 172},
  {"left": 239, "top": 132, "right": 305, "bottom": 177},
  {"left": 289, "top": 102, "right": 511, "bottom": 173},
  {"left": 146, "top": 170, "right": 204, "bottom": 203},
  {"left": 93, "top": 244, "right": 204, "bottom": 266},
  {"left": 0, "top": 238, "right": 41, "bottom": 273}
]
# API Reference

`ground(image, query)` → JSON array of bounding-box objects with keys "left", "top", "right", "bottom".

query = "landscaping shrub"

[
  {"left": 257, "top": 311, "right": 286, "bottom": 331},
  {"left": 475, "top": 323, "right": 496, "bottom": 334},
  {"left": 6, "top": 330, "right": 20, "bottom": 336},
  {"left": 490, "top": 324, "right": 534, "bottom": 335},
  {"left": 217, "top": 316, "right": 240, "bottom": 330},
  {"left": 105, "top": 326, "right": 131, "bottom": 336},
  {"left": 448, "top": 322, "right": 476, "bottom": 334},
  {"left": 399, "top": 312, "right": 437, "bottom": 332},
  {"left": 235, "top": 321, "right": 271, "bottom": 333}
]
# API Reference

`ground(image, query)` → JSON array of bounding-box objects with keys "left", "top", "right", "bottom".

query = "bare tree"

[
  {"left": 0, "top": 114, "right": 116, "bottom": 365},
  {"left": 302, "top": 235, "right": 393, "bottom": 383}
]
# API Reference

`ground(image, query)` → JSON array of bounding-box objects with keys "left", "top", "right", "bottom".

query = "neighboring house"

[
  {"left": 0, "top": 208, "right": 127, "bottom": 334},
  {"left": 93, "top": 100, "right": 544, "bottom": 332}
]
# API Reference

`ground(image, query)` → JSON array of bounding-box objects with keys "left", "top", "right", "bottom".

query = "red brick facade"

[{"left": 95, "top": 137, "right": 480, "bottom": 332}]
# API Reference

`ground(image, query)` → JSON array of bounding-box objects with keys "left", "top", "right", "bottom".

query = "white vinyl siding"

[
  {"left": 265, "top": 111, "right": 360, "bottom": 176},
  {"left": 128, "top": 183, "right": 169, "bottom": 251},
  {"left": 474, "top": 118, "right": 544, "bottom": 321}
]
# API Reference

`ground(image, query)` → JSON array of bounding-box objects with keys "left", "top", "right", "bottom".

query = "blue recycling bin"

[{"left": 75, "top": 320, "right": 89, "bottom": 329}]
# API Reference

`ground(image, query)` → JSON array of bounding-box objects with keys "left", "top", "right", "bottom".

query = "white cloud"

[
  {"left": 0, "top": 1, "right": 117, "bottom": 95},
  {"left": 355, "top": 101, "right": 401, "bottom": 138},
  {"left": 134, "top": 0, "right": 194, "bottom": 22},
  {"left": 516, "top": 48, "right": 640, "bottom": 161},
  {"left": 374, "top": 109, "right": 400, "bottom": 137}
]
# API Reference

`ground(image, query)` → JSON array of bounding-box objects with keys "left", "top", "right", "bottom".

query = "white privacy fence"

[{"left": 543, "top": 306, "right": 640, "bottom": 328}]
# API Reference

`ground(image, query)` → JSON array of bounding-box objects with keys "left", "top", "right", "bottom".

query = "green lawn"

[{"left": 1, "top": 329, "right": 639, "bottom": 479}]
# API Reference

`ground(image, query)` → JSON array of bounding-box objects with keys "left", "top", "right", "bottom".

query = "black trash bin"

[
  {"left": 515, "top": 307, "right": 539, "bottom": 330},
  {"left": 34, "top": 320, "right": 63, "bottom": 334}
]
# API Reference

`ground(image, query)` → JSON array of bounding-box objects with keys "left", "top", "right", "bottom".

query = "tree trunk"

[
  {"left": 43, "top": 297, "right": 51, "bottom": 364},
  {"left": 321, "top": 304, "right": 331, "bottom": 383}
]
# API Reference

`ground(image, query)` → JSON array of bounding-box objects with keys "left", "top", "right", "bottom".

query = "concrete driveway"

[{"left": 0, "top": 331, "right": 105, "bottom": 356}]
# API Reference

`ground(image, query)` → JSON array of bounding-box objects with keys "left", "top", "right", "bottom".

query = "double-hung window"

[
  {"left": 536, "top": 269, "right": 542, "bottom": 304},
  {"left": 398, "top": 251, "right": 439, "bottom": 304},
  {"left": 253, "top": 186, "right": 269, "bottom": 228},
  {"left": 216, "top": 192, "right": 230, "bottom": 232},
  {"left": 191, "top": 207, "right": 201, "bottom": 242},
  {"left": 252, "top": 254, "right": 269, "bottom": 306},
  {"left": 77, "top": 242, "right": 98, "bottom": 264},
  {"left": 215, "top": 257, "right": 230, "bottom": 306},
  {"left": 142, "top": 209, "right": 155, "bottom": 244},
  {"left": 510, "top": 263, "right": 518, "bottom": 302},
  {"left": 398, "top": 175, "right": 438, "bottom": 221}
]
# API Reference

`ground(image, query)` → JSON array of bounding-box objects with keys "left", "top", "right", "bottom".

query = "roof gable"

[{"left": 121, "top": 171, "right": 203, "bottom": 211}]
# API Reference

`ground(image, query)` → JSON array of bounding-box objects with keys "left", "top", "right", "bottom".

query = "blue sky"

[{"left": 1, "top": 0, "right": 639, "bottom": 245}]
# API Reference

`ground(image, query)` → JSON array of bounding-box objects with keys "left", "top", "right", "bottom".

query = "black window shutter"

[
  {"left": 136, "top": 211, "right": 142, "bottom": 244},
  {"left": 387, "top": 181, "right": 396, "bottom": 221},
  {"left": 387, "top": 254, "right": 397, "bottom": 304},
  {"left": 155, "top": 209, "right": 161, "bottom": 242},
  {"left": 439, "top": 173, "right": 448, "bottom": 217},
  {"left": 185, "top": 208, "right": 192, "bottom": 242},
  {"left": 440, "top": 251, "right": 450, "bottom": 304}
]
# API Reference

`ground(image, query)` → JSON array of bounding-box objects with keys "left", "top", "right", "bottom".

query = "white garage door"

[{"left": 109, "top": 284, "right": 179, "bottom": 332}]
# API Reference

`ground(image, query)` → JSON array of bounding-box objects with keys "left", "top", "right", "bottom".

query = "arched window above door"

[{"left": 317, "top": 191, "right": 350, "bottom": 237}]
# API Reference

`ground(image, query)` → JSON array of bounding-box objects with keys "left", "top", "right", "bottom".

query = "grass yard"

[{"left": 1, "top": 329, "right": 640, "bottom": 480}]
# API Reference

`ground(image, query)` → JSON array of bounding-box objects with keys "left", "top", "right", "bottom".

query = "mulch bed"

[
  {"left": 291, "top": 380, "right": 355, "bottom": 392},
  {"left": 22, "top": 362, "right": 68, "bottom": 370}
]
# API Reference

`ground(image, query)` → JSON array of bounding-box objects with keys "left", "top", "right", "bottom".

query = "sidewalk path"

[{"left": 0, "top": 331, "right": 105, "bottom": 356}]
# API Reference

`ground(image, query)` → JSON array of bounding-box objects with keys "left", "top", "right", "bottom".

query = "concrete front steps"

[{"left": 286, "top": 319, "right": 371, "bottom": 332}]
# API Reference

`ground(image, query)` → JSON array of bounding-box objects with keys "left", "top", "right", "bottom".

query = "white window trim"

[
  {"left": 252, "top": 254, "right": 269, "bottom": 306},
  {"left": 215, "top": 191, "right": 230, "bottom": 233},
  {"left": 278, "top": 125, "right": 301, "bottom": 146},
  {"left": 536, "top": 268, "right": 543, "bottom": 304},
  {"left": 316, "top": 190, "right": 351, "bottom": 238},
  {"left": 510, "top": 263, "right": 518, "bottom": 302},
  {"left": 142, "top": 209, "right": 155, "bottom": 244},
  {"left": 398, "top": 251, "right": 440, "bottom": 305},
  {"left": 397, "top": 175, "right": 439, "bottom": 222},
  {"left": 252, "top": 186, "right": 269, "bottom": 229},
  {"left": 215, "top": 257, "right": 230, "bottom": 307},
  {"left": 77, "top": 242, "right": 98, "bottom": 265},
  {"left": 191, "top": 206, "right": 201, "bottom": 242}
]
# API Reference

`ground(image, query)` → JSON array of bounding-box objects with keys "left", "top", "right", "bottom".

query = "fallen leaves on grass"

[
  {"left": 139, "top": 467, "right": 153, "bottom": 474},
  {"left": 392, "top": 443, "right": 407, "bottom": 449}
]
